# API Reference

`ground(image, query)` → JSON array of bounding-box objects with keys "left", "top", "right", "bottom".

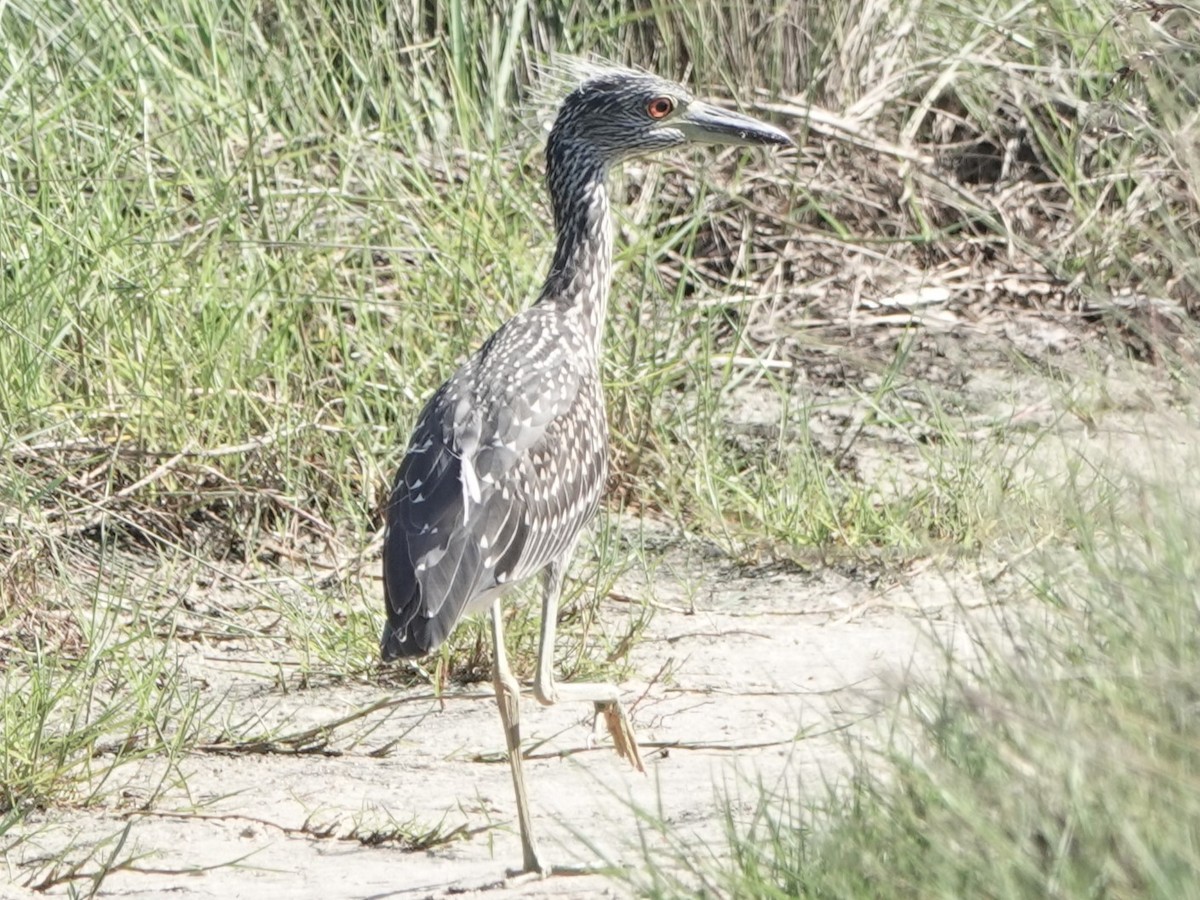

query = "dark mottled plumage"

[
  {"left": 382, "top": 67, "right": 790, "bottom": 660},
  {"left": 381, "top": 305, "right": 606, "bottom": 656},
  {"left": 379, "top": 61, "right": 791, "bottom": 874}
]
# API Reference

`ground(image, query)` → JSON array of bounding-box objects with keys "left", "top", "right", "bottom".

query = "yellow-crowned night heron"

[{"left": 382, "top": 63, "right": 791, "bottom": 873}]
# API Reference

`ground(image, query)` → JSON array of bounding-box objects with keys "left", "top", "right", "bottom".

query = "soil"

[{"left": 7, "top": 546, "right": 1011, "bottom": 900}]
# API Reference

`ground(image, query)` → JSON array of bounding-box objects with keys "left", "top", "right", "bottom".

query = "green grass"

[
  {"left": 2, "top": 0, "right": 1199, "bottom": 890},
  {"left": 1, "top": 555, "right": 205, "bottom": 814},
  {"left": 11, "top": 0, "right": 1174, "bottom": 569},
  {"left": 632, "top": 440, "right": 1200, "bottom": 898}
]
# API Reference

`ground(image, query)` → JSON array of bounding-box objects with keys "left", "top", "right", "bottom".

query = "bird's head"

[{"left": 547, "top": 65, "right": 793, "bottom": 169}]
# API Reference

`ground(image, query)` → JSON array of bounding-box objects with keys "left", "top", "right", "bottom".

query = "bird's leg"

[
  {"left": 490, "top": 599, "right": 543, "bottom": 874},
  {"left": 532, "top": 555, "right": 645, "bottom": 773}
]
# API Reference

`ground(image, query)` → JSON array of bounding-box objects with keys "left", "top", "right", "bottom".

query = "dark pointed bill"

[{"left": 676, "top": 100, "right": 794, "bottom": 147}]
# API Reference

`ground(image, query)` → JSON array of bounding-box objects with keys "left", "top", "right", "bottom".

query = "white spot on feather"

[{"left": 461, "top": 454, "right": 482, "bottom": 522}]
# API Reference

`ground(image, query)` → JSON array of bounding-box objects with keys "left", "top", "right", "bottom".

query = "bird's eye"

[{"left": 646, "top": 96, "right": 676, "bottom": 120}]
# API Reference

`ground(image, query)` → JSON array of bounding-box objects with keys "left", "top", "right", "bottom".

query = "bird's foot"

[
  {"left": 593, "top": 700, "right": 645, "bottom": 773},
  {"left": 504, "top": 861, "right": 545, "bottom": 882},
  {"left": 505, "top": 861, "right": 617, "bottom": 882}
]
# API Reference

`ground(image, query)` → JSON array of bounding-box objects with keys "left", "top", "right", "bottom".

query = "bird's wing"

[{"left": 382, "top": 324, "right": 594, "bottom": 659}]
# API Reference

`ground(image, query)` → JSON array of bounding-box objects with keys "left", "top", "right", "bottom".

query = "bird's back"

[{"left": 381, "top": 304, "right": 608, "bottom": 659}]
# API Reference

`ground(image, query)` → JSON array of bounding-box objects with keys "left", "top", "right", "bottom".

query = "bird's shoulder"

[
  {"left": 445, "top": 306, "right": 594, "bottom": 433},
  {"left": 406, "top": 306, "right": 600, "bottom": 486},
  {"left": 477, "top": 304, "right": 592, "bottom": 376}
]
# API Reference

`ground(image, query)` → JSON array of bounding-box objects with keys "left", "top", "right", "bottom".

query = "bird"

[{"left": 381, "top": 62, "right": 792, "bottom": 874}]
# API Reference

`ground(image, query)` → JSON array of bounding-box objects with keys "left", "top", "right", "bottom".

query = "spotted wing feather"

[{"left": 381, "top": 311, "right": 602, "bottom": 659}]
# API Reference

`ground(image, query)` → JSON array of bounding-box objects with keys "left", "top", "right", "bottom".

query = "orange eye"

[{"left": 646, "top": 96, "right": 676, "bottom": 119}]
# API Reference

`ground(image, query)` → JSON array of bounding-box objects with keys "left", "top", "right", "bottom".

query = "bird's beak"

[{"left": 675, "top": 100, "right": 794, "bottom": 148}]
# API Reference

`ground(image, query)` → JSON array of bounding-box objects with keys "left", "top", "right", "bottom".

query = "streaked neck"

[{"left": 537, "top": 140, "right": 612, "bottom": 357}]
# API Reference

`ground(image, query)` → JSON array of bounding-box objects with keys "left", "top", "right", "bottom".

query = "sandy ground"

[
  {"left": 7, "top": 308, "right": 1192, "bottom": 899},
  {"left": 4, "top": 536, "right": 1010, "bottom": 899}
]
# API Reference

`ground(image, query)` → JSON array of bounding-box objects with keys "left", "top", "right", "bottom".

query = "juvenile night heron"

[{"left": 382, "top": 63, "right": 791, "bottom": 873}]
